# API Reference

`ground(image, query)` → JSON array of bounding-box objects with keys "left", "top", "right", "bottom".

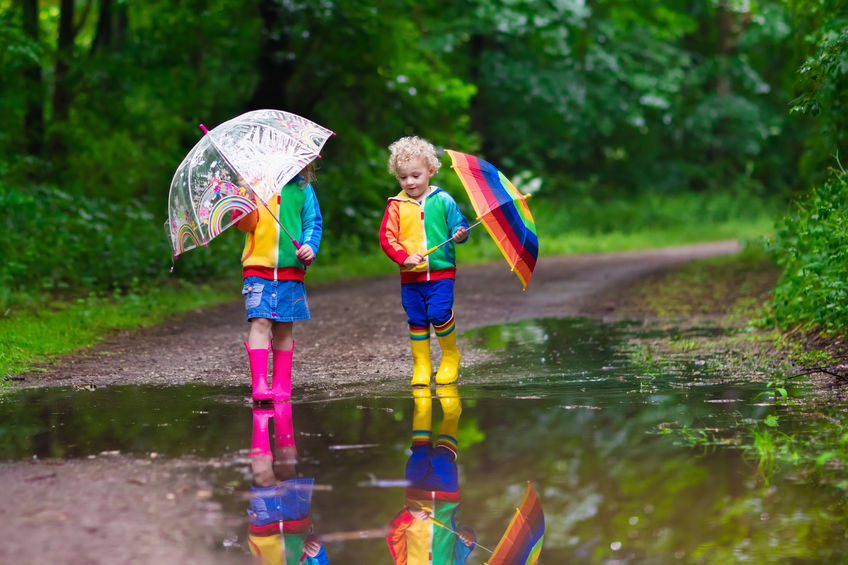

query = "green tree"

[{"left": 788, "top": 0, "right": 848, "bottom": 183}]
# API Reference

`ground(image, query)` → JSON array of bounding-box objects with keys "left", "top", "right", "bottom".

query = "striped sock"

[
  {"left": 434, "top": 314, "right": 455, "bottom": 337},
  {"left": 412, "top": 430, "right": 432, "bottom": 447},
  {"left": 409, "top": 325, "right": 430, "bottom": 341},
  {"left": 435, "top": 434, "right": 458, "bottom": 456}
]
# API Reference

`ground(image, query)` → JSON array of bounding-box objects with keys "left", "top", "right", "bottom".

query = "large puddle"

[{"left": 1, "top": 317, "right": 846, "bottom": 563}]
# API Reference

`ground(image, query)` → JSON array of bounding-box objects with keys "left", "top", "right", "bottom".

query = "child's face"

[{"left": 396, "top": 157, "right": 434, "bottom": 201}]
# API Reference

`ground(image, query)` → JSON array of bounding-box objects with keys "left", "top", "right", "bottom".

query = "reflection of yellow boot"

[
  {"left": 436, "top": 384, "right": 461, "bottom": 455},
  {"left": 434, "top": 315, "right": 460, "bottom": 385},
  {"left": 412, "top": 387, "right": 433, "bottom": 446},
  {"left": 409, "top": 325, "right": 432, "bottom": 387}
]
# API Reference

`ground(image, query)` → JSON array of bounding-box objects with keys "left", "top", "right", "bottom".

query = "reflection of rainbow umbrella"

[
  {"left": 425, "top": 150, "right": 538, "bottom": 290},
  {"left": 421, "top": 482, "right": 544, "bottom": 563},
  {"left": 485, "top": 482, "right": 545, "bottom": 565}
]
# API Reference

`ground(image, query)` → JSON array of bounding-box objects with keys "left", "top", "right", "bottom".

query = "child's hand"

[
  {"left": 408, "top": 507, "right": 431, "bottom": 521},
  {"left": 452, "top": 226, "right": 469, "bottom": 243},
  {"left": 402, "top": 253, "right": 425, "bottom": 267},
  {"left": 303, "top": 534, "right": 322, "bottom": 557},
  {"left": 296, "top": 244, "right": 315, "bottom": 266},
  {"left": 458, "top": 527, "right": 477, "bottom": 547}
]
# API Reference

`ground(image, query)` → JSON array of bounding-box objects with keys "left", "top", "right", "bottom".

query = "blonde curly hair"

[{"left": 387, "top": 136, "right": 441, "bottom": 177}]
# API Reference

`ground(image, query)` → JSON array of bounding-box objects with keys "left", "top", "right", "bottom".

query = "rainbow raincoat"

[
  {"left": 379, "top": 187, "right": 469, "bottom": 284},
  {"left": 241, "top": 175, "right": 322, "bottom": 281},
  {"left": 387, "top": 488, "right": 473, "bottom": 565}
]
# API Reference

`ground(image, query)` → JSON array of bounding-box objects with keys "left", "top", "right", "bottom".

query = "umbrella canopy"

[
  {"left": 444, "top": 150, "right": 538, "bottom": 290},
  {"left": 166, "top": 109, "right": 333, "bottom": 257},
  {"left": 485, "top": 482, "right": 545, "bottom": 565}
]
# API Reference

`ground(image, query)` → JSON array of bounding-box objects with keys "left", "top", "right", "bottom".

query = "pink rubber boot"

[
  {"left": 271, "top": 341, "right": 294, "bottom": 402},
  {"left": 245, "top": 341, "right": 274, "bottom": 402}
]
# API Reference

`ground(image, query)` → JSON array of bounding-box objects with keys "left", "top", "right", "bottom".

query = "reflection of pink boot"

[
  {"left": 273, "top": 402, "right": 297, "bottom": 472},
  {"left": 246, "top": 342, "right": 274, "bottom": 402},
  {"left": 271, "top": 341, "right": 294, "bottom": 402},
  {"left": 250, "top": 406, "right": 273, "bottom": 457}
]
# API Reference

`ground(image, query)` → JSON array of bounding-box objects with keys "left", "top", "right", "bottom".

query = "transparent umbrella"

[{"left": 166, "top": 109, "right": 333, "bottom": 257}]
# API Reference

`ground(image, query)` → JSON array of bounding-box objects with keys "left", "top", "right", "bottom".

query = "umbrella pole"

[
  {"left": 256, "top": 196, "right": 301, "bottom": 250},
  {"left": 422, "top": 220, "right": 482, "bottom": 257}
]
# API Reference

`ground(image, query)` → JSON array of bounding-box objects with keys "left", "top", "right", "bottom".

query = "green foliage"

[
  {"left": 0, "top": 181, "right": 244, "bottom": 311},
  {"left": 433, "top": 0, "right": 800, "bottom": 196},
  {"left": 742, "top": 393, "right": 848, "bottom": 493},
  {"left": 0, "top": 0, "right": 831, "bottom": 328},
  {"left": 787, "top": 0, "right": 848, "bottom": 183},
  {"left": 0, "top": 279, "right": 234, "bottom": 377},
  {"left": 767, "top": 169, "right": 848, "bottom": 331}
]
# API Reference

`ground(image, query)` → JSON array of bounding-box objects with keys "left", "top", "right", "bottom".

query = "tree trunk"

[
  {"left": 247, "top": 0, "right": 293, "bottom": 110},
  {"left": 50, "top": 0, "right": 75, "bottom": 154},
  {"left": 53, "top": 0, "right": 74, "bottom": 122},
  {"left": 716, "top": 1, "right": 733, "bottom": 95},
  {"left": 21, "top": 0, "right": 44, "bottom": 157},
  {"left": 91, "top": 0, "right": 113, "bottom": 53},
  {"left": 468, "top": 33, "right": 497, "bottom": 159},
  {"left": 115, "top": 2, "right": 128, "bottom": 48}
]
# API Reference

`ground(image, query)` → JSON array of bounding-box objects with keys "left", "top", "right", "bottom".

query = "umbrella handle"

[{"left": 422, "top": 220, "right": 481, "bottom": 257}]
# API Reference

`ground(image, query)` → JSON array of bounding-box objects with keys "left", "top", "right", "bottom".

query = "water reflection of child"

[
  {"left": 387, "top": 385, "right": 477, "bottom": 564},
  {"left": 247, "top": 403, "right": 329, "bottom": 564}
]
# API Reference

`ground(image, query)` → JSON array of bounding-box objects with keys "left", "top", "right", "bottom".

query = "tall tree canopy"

[{"left": 0, "top": 0, "right": 841, "bottom": 293}]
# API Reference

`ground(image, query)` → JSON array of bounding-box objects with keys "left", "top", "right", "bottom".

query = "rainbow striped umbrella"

[
  {"left": 485, "top": 482, "right": 545, "bottom": 565},
  {"left": 444, "top": 150, "right": 538, "bottom": 290}
]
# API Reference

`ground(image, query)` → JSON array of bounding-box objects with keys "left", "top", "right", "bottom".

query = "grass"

[
  {"left": 538, "top": 216, "right": 775, "bottom": 256},
  {"left": 612, "top": 244, "right": 782, "bottom": 319},
  {"left": 0, "top": 280, "right": 235, "bottom": 379}
]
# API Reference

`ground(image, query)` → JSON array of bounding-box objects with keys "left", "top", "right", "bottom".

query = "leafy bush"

[
  {"left": 767, "top": 169, "right": 848, "bottom": 331},
  {"left": 0, "top": 182, "right": 243, "bottom": 310}
]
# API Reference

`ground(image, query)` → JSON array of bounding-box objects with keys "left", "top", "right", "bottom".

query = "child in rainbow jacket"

[{"left": 379, "top": 136, "right": 469, "bottom": 387}]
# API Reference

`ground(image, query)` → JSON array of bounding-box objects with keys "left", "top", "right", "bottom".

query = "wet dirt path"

[
  {"left": 15, "top": 241, "right": 741, "bottom": 391},
  {"left": 2, "top": 241, "right": 741, "bottom": 564}
]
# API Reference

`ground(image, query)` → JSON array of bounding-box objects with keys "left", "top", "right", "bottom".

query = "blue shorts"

[
  {"left": 243, "top": 276, "right": 310, "bottom": 322},
  {"left": 248, "top": 478, "right": 315, "bottom": 526},
  {"left": 406, "top": 445, "right": 459, "bottom": 492},
  {"left": 401, "top": 279, "right": 455, "bottom": 328}
]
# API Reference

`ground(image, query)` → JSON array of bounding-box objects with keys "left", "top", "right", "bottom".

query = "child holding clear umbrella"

[{"left": 236, "top": 164, "right": 322, "bottom": 403}]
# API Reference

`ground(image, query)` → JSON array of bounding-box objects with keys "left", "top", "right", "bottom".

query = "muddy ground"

[{"left": 1, "top": 241, "right": 744, "bottom": 564}]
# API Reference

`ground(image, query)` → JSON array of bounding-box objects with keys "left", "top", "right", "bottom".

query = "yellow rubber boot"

[
  {"left": 409, "top": 326, "right": 432, "bottom": 387},
  {"left": 434, "top": 317, "right": 460, "bottom": 385},
  {"left": 411, "top": 387, "right": 433, "bottom": 446},
  {"left": 435, "top": 384, "right": 461, "bottom": 455}
]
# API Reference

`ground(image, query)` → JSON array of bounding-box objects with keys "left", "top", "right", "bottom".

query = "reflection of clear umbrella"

[{"left": 166, "top": 109, "right": 333, "bottom": 257}]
